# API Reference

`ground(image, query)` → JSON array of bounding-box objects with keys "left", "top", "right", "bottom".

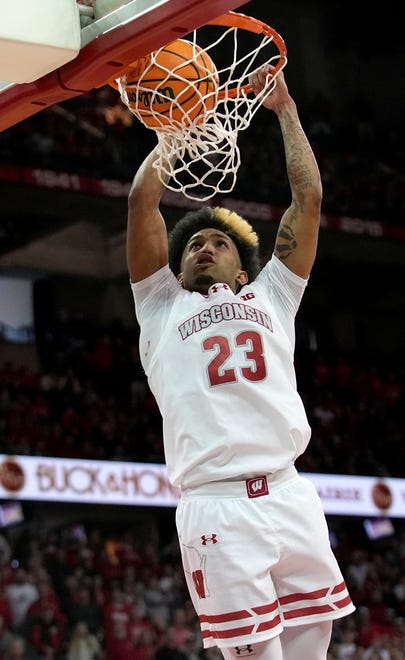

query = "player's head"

[{"left": 168, "top": 207, "right": 260, "bottom": 294}]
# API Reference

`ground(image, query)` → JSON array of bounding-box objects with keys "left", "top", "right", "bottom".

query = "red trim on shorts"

[
  {"left": 200, "top": 599, "right": 279, "bottom": 624},
  {"left": 278, "top": 581, "right": 353, "bottom": 621},
  {"left": 252, "top": 601, "right": 279, "bottom": 615},
  {"left": 200, "top": 609, "right": 252, "bottom": 623},
  {"left": 284, "top": 604, "right": 334, "bottom": 620},
  {"left": 279, "top": 587, "right": 329, "bottom": 605},
  {"left": 200, "top": 601, "right": 281, "bottom": 641},
  {"left": 202, "top": 625, "right": 255, "bottom": 639},
  {"left": 332, "top": 580, "right": 348, "bottom": 594},
  {"left": 334, "top": 594, "right": 353, "bottom": 608},
  {"left": 257, "top": 615, "right": 282, "bottom": 632},
  {"left": 199, "top": 585, "right": 353, "bottom": 642}
]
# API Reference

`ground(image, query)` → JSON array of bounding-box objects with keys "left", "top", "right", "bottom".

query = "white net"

[{"left": 115, "top": 12, "right": 287, "bottom": 201}]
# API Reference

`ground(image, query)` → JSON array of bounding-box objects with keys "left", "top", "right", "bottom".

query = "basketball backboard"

[{"left": 0, "top": 0, "right": 250, "bottom": 132}]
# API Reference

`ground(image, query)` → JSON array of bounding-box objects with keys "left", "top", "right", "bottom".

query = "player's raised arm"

[
  {"left": 250, "top": 64, "right": 322, "bottom": 279},
  {"left": 126, "top": 146, "right": 170, "bottom": 283}
]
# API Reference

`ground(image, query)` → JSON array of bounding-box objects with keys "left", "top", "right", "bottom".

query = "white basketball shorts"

[{"left": 176, "top": 465, "right": 355, "bottom": 649}]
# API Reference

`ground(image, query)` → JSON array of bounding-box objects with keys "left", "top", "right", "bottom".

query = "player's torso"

[{"left": 146, "top": 280, "right": 310, "bottom": 487}]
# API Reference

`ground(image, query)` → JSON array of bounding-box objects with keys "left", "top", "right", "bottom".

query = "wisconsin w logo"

[{"left": 246, "top": 475, "right": 269, "bottom": 499}]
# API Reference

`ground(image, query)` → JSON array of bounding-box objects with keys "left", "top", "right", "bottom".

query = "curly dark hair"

[{"left": 168, "top": 206, "right": 261, "bottom": 282}]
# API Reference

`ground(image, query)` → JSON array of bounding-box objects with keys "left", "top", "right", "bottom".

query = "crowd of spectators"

[
  {"left": 0, "top": 82, "right": 404, "bottom": 227},
  {"left": 0, "top": 314, "right": 404, "bottom": 657}
]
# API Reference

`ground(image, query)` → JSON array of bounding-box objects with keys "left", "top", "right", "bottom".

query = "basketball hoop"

[{"left": 112, "top": 11, "right": 287, "bottom": 201}]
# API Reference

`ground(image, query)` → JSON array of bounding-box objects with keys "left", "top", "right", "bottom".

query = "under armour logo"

[
  {"left": 235, "top": 645, "right": 254, "bottom": 656},
  {"left": 209, "top": 283, "right": 230, "bottom": 294},
  {"left": 246, "top": 476, "right": 269, "bottom": 499},
  {"left": 201, "top": 534, "right": 218, "bottom": 545}
]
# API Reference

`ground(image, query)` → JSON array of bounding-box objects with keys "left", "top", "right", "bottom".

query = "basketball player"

[{"left": 126, "top": 64, "right": 355, "bottom": 659}]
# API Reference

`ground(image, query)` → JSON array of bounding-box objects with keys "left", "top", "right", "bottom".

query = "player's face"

[{"left": 179, "top": 228, "right": 248, "bottom": 294}]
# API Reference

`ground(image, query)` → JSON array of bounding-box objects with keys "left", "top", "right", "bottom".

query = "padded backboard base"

[{"left": 0, "top": 0, "right": 80, "bottom": 84}]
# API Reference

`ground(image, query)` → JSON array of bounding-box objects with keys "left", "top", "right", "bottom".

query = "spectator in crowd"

[
  {"left": 3, "top": 635, "right": 37, "bottom": 660},
  {"left": 66, "top": 621, "right": 103, "bottom": 660},
  {"left": 5, "top": 570, "right": 39, "bottom": 632},
  {"left": 0, "top": 615, "right": 15, "bottom": 659},
  {"left": 22, "top": 602, "right": 65, "bottom": 659},
  {"left": 0, "top": 537, "right": 11, "bottom": 566},
  {"left": 153, "top": 627, "right": 188, "bottom": 660},
  {"left": 65, "top": 585, "right": 103, "bottom": 639}
]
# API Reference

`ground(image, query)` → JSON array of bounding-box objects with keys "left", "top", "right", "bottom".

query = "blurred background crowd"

[{"left": 0, "top": 83, "right": 404, "bottom": 227}]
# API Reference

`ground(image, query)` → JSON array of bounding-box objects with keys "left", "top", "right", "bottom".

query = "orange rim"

[
  {"left": 207, "top": 11, "right": 287, "bottom": 99},
  {"left": 107, "top": 11, "right": 287, "bottom": 95}
]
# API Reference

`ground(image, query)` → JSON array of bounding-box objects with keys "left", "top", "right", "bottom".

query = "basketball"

[{"left": 119, "top": 39, "right": 219, "bottom": 131}]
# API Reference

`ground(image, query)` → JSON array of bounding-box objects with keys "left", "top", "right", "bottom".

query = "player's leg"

[
  {"left": 176, "top": 485, "right": 285, "bottom": 653},
  {"left": 219, "top": 622, "right": 332, "bottom": 660},
  {"left": 280, "top": 621, "right": 333, "bottom": 660},
  {"left": 220, "top": 636, "right": 283, "bottom": 659}
]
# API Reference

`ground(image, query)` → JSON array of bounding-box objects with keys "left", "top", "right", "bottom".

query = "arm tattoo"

[
  {"left": 273, "top": 107, "right": 320, "bottom": 264},
  {"left": 275, "top": 221, "right": 297, "bottom": 261},
  {"left": 283, "top": 112, "right": 317, "bottom": 197}
]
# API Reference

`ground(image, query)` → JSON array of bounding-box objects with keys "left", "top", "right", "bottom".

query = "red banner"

[{"left": 1, "top": 163, "right": 404, "bottom": 241}]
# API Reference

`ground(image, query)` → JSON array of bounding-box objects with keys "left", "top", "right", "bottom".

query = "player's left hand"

[{"left": 249, "top": 63, "right": 292, "bottom": 112}]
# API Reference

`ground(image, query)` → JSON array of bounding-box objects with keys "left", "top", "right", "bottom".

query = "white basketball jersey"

[{"left": 131, "top": 255, "right": 311, "bottom": 489}]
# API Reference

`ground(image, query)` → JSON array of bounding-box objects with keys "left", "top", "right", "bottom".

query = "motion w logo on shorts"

[
  {"left": 245, "top": 475, "right": 269, "bottom": 498},
  {"left": 184, "top": 544, "right": 211, "bottom": 599}
]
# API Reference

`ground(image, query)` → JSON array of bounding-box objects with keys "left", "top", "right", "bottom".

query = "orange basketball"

[{"left": 120, "top": 39, "right": 219, "bottom": 131}]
